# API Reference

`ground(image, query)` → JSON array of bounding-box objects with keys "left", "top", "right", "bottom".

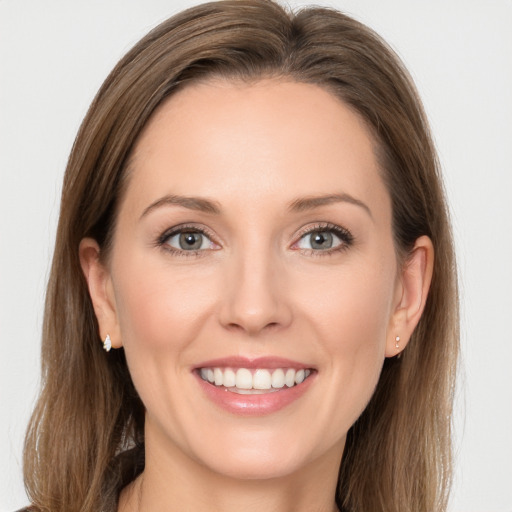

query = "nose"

[{"left": 218, "top": 248, "right": 293, "bottom": 336}]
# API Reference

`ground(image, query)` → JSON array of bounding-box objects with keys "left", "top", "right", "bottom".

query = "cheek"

[
  {"left": 302, "top": 261, "right": 395, "bottom": 348},
  {"left": 296, "top": 258, "right": 396, "bottom": 415},
  {"left": 111, "top": 253, "right": 218, "bottom": 356},
  {"left": 109, "top": 254, "right": 222, "bottom": 437}
]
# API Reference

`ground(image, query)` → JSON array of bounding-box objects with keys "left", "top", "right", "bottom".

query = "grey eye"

[
  {"left": 166, "top": 231, "right": 212, "bottom": 251},
  {"left": 297, "top": 230, "right": 341, "bottom": 250}
]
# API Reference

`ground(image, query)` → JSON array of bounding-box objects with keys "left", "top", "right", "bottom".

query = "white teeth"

[
  {"left": 231, "top": 388, "right": 279, "bottom": 395},
  {"left": 214, "top": 368, "right": 223, "bottom": 386},
  {"left": 235, "top": 368, "right": 253, "bottom": 389},
  {"left": 253, "top": 369, "right": 272, "bottom": 390},
  {"left": 295, "top": 369, "right": 305, "bottom": 385},
  {"left": 199, "top": 366, "right": 312, "bottom": 391},
  {"left": 223, "top": 368, "right": 236, "bottom": 387},
  {"left": 271, "top": 368, "right": 285, "bottom": 388},
  {"left": 285, "top": 369, "right": 295, "bottom": 388}
]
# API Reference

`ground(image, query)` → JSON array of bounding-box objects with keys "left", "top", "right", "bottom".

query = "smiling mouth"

[{"left": 198, "top": 367, "right": 313, "bottom": 394}]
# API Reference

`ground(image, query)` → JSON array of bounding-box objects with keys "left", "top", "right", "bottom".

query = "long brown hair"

[{"left": 23, "top": 1, "right": 459, "bottom": 511}]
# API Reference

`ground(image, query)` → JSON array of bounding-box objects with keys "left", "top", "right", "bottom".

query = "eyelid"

[
  {"left": 154, "top": 221, "right": 353, "bottom": 256},
  {"left": 291, "top": 222, "right": 354, "bottom": 251},
  {"left": 157, "top": 223, "right": 221, "bottom": 254}
]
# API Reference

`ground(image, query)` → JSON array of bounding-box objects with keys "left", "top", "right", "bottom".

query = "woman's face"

[{"left": 99, "top": 80, "right": 404, "bottom": 480}]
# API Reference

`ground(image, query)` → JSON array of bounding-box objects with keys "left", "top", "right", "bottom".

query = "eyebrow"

[
  {"left": 140, "top": 194, "right": 222, "bottom": 219},
  {"left": 288, "top": 193, "right": 373, "bottom": 219},
  {"left": 140, "top": 192, "right": 372, "bottom": 220}
]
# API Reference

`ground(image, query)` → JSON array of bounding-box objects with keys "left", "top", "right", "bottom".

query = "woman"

[{"left": 21, "top": 1, "right": 459, "bottom": 511}]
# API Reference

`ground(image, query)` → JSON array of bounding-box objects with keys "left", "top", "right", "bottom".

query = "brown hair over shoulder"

[{"left": 23, "top": 1, "right": 459, "bottom": 511}]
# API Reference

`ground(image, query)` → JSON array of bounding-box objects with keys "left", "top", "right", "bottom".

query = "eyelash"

[
  {"left": 156, "top": 224, "right": 218, "bottom": 258},
  {"left": 155, "top": 222, "right": 354, "bottom": 257},
  {"left": 293, "top": 222, "right": 354, "bottom": 257}
]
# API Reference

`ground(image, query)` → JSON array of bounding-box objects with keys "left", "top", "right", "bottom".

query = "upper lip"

[{"left": 194, "top": 356, "right": 313, "bottom": 370}]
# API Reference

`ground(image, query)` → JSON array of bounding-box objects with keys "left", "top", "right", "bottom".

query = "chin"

[
  {"left": 182, "top": 422, "right": 341, "bottom": 483},
  {"left": 199, "top": 448, "right": 310, "bottom": 481}
]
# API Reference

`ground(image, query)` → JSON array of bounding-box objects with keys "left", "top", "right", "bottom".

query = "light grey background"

[{"left": 1, "top": 0, "right": 511, "bottom": 510}]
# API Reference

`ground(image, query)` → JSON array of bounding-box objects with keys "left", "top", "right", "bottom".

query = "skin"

[{"left": 80, "top": 79, "right": 433, "bottom": 512}]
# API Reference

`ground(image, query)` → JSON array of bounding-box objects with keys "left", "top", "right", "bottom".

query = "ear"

[
  {"left": 385, "top": 235, "right": 434, "bottom": 357},
  {"left": 79, "top": 238, "right": 122, "bottom": 349}
]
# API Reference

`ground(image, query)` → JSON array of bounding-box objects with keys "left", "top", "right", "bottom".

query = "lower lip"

[{"left": 195, "top": 372, "right": 315, "bottom": 416}]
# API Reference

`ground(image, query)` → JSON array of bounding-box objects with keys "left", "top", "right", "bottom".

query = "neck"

[{"left": 118, "top": 425, "right": 343, "bottom": 512}]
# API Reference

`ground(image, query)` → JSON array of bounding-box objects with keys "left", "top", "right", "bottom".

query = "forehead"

[{"left": 124, "top": 79, "right": 389, "bottom": 217}]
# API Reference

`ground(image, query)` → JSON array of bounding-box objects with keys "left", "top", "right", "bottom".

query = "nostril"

[
  {"left": 225, "top": 320, "right": 280, "bottom": 334},
  {"left": 225, "top": 322, "right": 245, "bottom": 332}
]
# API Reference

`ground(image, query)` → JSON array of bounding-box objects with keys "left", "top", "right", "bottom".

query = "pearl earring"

[
  {"left": 103, "top": 334, "right": 112, "bottom": 352},
  {"left": 395, "top": 335, "right": 402, "bottom": 359}
]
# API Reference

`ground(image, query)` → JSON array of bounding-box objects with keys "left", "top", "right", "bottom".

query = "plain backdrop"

[{"left": 1, "top": 0, "right": 511, "bottom": 510}]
